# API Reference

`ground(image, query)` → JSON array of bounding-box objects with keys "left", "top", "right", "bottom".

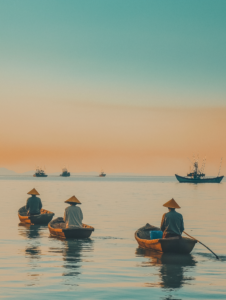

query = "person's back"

[
  {"left": 161, "top": 210, "right": 184, "bottom": 236},
  {"left": 160, "top": 198, "right": 184, "bottom": 238},
  {"left": 26, "top": 195, "right": 42, "bottom": 215},
  {"left": 64, "top": 204, "right": 83, "bottom": 228}
]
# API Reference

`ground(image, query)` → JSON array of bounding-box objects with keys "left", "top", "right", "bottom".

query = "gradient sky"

[{"left": 0, "top": 1, "right": 226, "bottom": 174}]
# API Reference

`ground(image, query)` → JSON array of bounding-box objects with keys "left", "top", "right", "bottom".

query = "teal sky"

[{"left": 0, "top": 0, "right": 226, "bottom": 107}]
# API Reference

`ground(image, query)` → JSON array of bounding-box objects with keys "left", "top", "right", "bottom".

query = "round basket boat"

[
  {"left": 18, "top": 206, "right": 55, "bottom": 225},
  {"left": 48, "top": 217, "right": 94, "bottom": 239},
  {"left": 135, "top": 223, "right": 196, "bottom": 254}
]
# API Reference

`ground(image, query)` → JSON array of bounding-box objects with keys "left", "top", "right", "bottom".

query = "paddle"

[{"left": 183, "top": 231, "right": 219, "bottom": 260}]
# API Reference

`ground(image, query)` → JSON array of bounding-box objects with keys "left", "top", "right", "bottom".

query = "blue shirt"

[
  {"left": 160, "top": 210, "right": 184, "bottom": 235},
  {"left": 26, "top": 196, "right": 42, "bottom": 215}
]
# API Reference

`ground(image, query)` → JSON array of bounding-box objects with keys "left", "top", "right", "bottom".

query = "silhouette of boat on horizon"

[
  {"left": 175, "top": 158, "right": 224, "bottom": 183},
  {"left": 99, "top": 171, "right": 106, "bottom": 177},
  {"left": 33, "top": 168, "right": 48, "bottom": 177},
  {"left": 60, "top": 168, "right": 70, "bottom": 177}
]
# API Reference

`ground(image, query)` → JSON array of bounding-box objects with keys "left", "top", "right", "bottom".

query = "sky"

[{"left": 0, "top": 0, "right": 226, "bottom": 175}]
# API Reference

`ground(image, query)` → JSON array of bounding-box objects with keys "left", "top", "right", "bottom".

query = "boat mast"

[
  {"left": 194, "top": 161, "right": 198, "bottom": 177},
  {"left": 218, "top": 158, "right": 223, "bottom": 177},
  {"left": 200, "top": 156, "right": 206, "bottom": 174}
]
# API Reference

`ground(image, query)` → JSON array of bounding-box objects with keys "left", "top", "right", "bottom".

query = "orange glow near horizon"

[{"left": 1, "top": 103, "right": 226, "bottom": 175}]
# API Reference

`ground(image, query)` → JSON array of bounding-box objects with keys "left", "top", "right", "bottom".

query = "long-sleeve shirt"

[
  {"left": 64, "top": 205, "right": 83, "bottom": 228},
  {"left": 26, "top": 196, "right": 42, "bottom": 215},
  {"left": 160, "top": 210, "right": 184, "bottom": 236}
]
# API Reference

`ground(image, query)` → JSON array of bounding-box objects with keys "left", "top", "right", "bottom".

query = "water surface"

[{"left": 0, "top": 176, "right": 225, "bottom": 299}]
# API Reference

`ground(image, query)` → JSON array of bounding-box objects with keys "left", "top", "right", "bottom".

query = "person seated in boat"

[
  {"left": 64, "top": 196, "right": 83, "bottom": 228},
  {"left": 160, "top": 198, "right": 184, "bottom": 238},
  {"left": 26, "top": 188, "right": 42, "bottom": 215}
]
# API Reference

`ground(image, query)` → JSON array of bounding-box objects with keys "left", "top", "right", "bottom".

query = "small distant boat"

[
  {"left": 48, "top": 217, "right": 94, "bottom": 239},
  {"left": 175, "top": 174, "right": 224, "bottom": 183},
  {"left": 135, "top": 224, "right": 196, "bottom": 254},
  {"left": 60, "top": 168, "right": 70, "bottom": 177},
  {"left": 33, "top": 168, "right": 48, "bottom": 177},
  {"left": 99, "top": 171, "right": 106, "bottom": 177},
  {"left": 18, "top": 206, "right": 54, "bottom": 225},
  {"left": 175, "top": 159, "right": 224, "bottom": 183}
]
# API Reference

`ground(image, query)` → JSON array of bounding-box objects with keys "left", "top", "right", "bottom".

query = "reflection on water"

[
  {"left": 18, "top": 223, "right": 45, "bottom": 285},
  {"left": 62, "top": 239, "right": 94, "bottom": 277},
  {"left": 18, "top": 223, "right": 45, "bottom": 239},
  {"left": 136, "top": 248, "right": 197, "bottom": 289},
  {"left": 18, "top": 223, "right": 44, "bottom": 259},
  {"left": 48, "top": 238, "right": 94, "bottom": 287}
]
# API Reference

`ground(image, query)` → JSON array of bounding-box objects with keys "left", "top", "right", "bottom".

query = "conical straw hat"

[
  {"left": 65, "top": 195, "right": 81, "bottom": 204},
  {"left": 163, "top": 198, "right": 180, "bottom": 209},
  {"left": 27, "top": 188, "right": 40, "bottom": 195}
]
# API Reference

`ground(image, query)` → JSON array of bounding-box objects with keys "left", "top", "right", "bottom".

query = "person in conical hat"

[
  {"left": 63, "top": 196, "right": 83, "bottom": 228},
  {"left": 26, "top": 188, "right": 42, "bottom": 215},
  {"left": 160, "top": 198, "right": 184, "bottom": 239}
]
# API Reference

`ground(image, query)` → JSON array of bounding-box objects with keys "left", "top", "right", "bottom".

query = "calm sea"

[{"left": 0, "top": 175, "right": 225, "bottom": 299}]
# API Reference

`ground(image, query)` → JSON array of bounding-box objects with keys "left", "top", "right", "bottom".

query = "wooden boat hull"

[
  {"left": 175, "top": 174, "right": 224, "bottom": 183},
  {"left": 135, "top": 231, "right": 196, "bottom": 254},
  {"left": 48, "top": 218, "right": 94, "bottom": 239},
  {"left": 18, "top": 206, "right": 54, "bottom": 225},
  {"left": 33, "top": 174, "right": 48, "bottom": 177}
]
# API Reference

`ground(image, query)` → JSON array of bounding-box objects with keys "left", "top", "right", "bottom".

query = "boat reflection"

[
  {"left": 18, "top": 223, "right": 44, "bottom": 259},
  {"left": 62, "top": 239, "right": 94, "bottom": 278},
  {"left": 18, "top": 223, "right": 45, "bottom": 285},
  {"left": 18, "top": 223, "right": 45, "bottom": 238},
  {"left": 136, "top": 248, "right": 197, "bottom": 289}
]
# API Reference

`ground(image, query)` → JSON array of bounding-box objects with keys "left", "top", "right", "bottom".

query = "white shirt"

[{"left": 64, "top": 205, "right": 83, "bottom": 228}]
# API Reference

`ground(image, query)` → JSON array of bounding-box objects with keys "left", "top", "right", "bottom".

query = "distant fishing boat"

[
  {"left": 60, "top": 168, "right": 70, "bottom": 177},
  {"left": 175, "top": 158, "right": 224, "bottom": 183},
  {"left": 33, "top": 168, "right": 48, "bottom": 177},
  {"left": 99, "top": 170, "right": 106, "bottom": 177}
]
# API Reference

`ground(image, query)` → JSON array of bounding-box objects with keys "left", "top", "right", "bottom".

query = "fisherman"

[
  {"left": 160, "top": 198, "right": 184, "bottom": 238},
  {"left": 26, "top": 188, "right": 42, "bottom": 215},
  {"left": 64, "top": 196, "right": 83, "bottom": 228}
]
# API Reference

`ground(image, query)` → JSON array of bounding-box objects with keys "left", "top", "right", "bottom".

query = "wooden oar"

[{"left": 184, "top": 231, "right": 219, "bottom": 260}]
